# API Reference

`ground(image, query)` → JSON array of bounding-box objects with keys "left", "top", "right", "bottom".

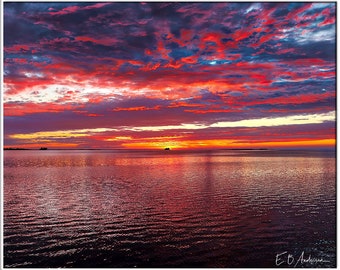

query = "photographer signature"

[{"left": 275, "top": 251, "right": 330, "bottom": 267}]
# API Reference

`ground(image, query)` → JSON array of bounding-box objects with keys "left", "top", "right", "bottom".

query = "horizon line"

[{"left": 3, "top": 147, "right": 336, "bottom": 152}]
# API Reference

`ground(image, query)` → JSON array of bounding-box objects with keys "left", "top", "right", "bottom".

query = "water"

[{"left": 3, "top": 149, "right": 336, "bottom": 267}]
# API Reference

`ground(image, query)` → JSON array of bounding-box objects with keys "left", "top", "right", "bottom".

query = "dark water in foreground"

[{"left": 3, "top": 150, "right": 336, "bottom": 267}]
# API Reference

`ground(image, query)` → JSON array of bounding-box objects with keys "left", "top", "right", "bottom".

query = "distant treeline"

[{"left": 4, "top": 147, "right": 48, "bottom": 150}]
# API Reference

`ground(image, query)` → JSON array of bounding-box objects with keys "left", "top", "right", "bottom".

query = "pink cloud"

[
  {"left": 84, "top": 3, "right": 111, "bottom": 10},
  {"left": 48, "top": 5, "right": 80, "bottom": 16},
  {"left": 48, "top": 3, "right": 111, "bottom": 16}
]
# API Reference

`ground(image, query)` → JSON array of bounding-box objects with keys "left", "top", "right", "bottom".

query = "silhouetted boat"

[
  {"left": 40, "top": 147, "right": 48, "bottom": 150},
  {"left": 164, "top": 147, "right": 170, "bottom": 150}
]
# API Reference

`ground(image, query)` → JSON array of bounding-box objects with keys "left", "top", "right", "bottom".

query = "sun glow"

[{"left": 121, "top": 138, "right": 335, "bottom": 150}]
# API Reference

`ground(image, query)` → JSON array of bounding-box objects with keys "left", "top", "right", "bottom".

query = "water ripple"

[{"left": 4, "top": 150, "right": 336, "bottom": 267}]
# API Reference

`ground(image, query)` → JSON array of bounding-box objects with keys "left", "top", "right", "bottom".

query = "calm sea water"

[{"left": 3, "top": 149, "right": 336, "bottom": 267}]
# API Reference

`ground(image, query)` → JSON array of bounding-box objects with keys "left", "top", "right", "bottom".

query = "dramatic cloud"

[{"left": 3, "top": 2, "right": 336, "bottom": 149}]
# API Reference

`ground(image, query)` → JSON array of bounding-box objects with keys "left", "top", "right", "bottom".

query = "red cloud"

[
  {"left": 112, "top": 105, "right": 161, "bottom": 112},
  {"left": 244, "top": 92, "right": 335, "bottom": 107},
  {"left": 184, "top": 108, "right": 234, "bottom": 114},
  {"left": 168, "top": 101, "right": 204, "bottom": 108},
  {"left": 181, "top": 55, "right": 198, "bottom": 64},
  {"left": 201, "top": 32, "right": 224, "bottom": 44},
  {"left": 318, "top": 15, "right": 335, "bottom": 27},
  {"left": 75, "top": 36, "right": 119, "bottom": 46},
  {"left": 4, "top": 102, "right": 84, "bottom": 116},
  {"left": 4, "top": 44, "right": 30, "bottom": 53}
]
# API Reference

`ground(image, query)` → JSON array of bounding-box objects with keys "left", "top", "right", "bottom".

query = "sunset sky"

[{"left": 3, "top": 2, "right": 336, "bottom": 150}]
